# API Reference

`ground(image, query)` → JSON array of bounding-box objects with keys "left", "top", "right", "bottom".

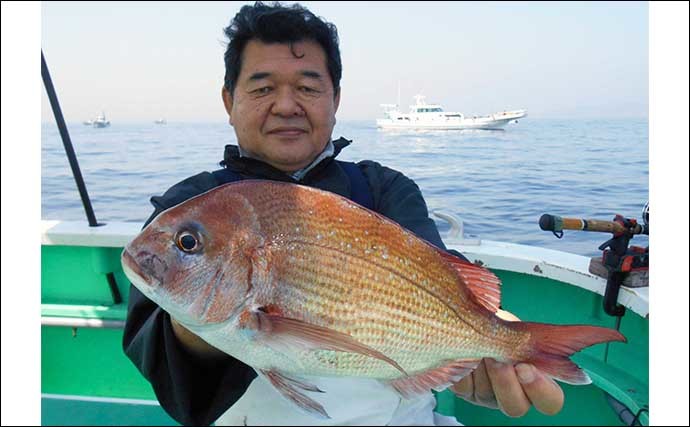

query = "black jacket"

[{"left": 122, "top": 138, "right": 456, "bottom": 425}]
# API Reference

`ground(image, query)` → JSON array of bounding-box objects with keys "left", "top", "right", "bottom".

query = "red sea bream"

[{"left": 121, "top": 180, "right": 626, "bottom": 418}]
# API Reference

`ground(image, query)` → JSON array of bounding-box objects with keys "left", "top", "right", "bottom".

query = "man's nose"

[{"left": 270, "top": 87, "right": 305, "bottom": 117}]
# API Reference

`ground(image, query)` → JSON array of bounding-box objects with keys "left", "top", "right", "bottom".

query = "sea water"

[{"left": 41, "top": 119, "right": 648, "bottom": 257}]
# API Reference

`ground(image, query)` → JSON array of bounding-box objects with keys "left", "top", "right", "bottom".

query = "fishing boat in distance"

[
  {"left": 92, "top": 111, "right": 110, "bottom": 128},
  {"left": 154, "top": 118, "right": 167, "bottom": 124},
  {"left": 376, "top": 95, "right": 527, "bottom": 130}
]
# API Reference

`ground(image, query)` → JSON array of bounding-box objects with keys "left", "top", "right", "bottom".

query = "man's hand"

[
  {"left": 449, "top": 309, "right": 565, "bottom": 417},
  {"left": 170, "top": 317, "right": 227, "bottom": 359}
]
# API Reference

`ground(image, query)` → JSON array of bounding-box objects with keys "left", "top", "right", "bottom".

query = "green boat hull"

[{"left": 41, "top": 240, "right": 648, "bottom": 426}]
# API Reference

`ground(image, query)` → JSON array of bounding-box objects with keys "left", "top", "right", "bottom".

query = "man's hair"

[{"left": 223, "top": 1, "right": 342, "bottom": 96}]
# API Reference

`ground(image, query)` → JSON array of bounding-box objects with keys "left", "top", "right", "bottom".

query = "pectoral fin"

[
  {"left": 239, "top": 307, "right": 407, "bottom": 376},
  {"left": 259, "top": 369, "right": 329, "bottom": 419}
]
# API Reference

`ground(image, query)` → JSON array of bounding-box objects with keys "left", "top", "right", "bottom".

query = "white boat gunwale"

[{"left": 41, "top": 220, "right": 648, "bottom": 318}]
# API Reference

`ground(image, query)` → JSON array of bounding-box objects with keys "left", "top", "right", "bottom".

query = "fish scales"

[
  {"left": 253, "top": 183, "right": 523, "bottom": 365},
  {"left": 253, "top": 213, "right": 494, "bottom": 332},
  {"left": 245, "top": 244, "right": 509, "bottom": 377},
  {"left": 253, "top": 184, "right": 506, "bottom": 372}
]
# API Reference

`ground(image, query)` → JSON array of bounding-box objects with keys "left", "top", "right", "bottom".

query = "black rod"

[
  {"left": 41, "top": 50, "right": 99, "bottom": 227},
  {"left": 106, "top": 272, "right": 123, "bottom": 305}
]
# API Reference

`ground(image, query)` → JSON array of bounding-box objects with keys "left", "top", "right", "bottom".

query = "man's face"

[{"left": 222, "top": 39, "right": 340, "bottom": 173}]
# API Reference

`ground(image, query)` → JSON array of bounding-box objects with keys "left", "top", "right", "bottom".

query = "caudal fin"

[{"left": 512, "top": 322, "right": 626, "bottom": 384}]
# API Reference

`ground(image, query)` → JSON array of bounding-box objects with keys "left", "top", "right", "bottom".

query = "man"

[{"left": 123, "top": 2, "right": 564, "bottom": 425}]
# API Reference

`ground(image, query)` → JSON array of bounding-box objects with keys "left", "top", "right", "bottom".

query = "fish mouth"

[
  {"left": 121, "top": 248, "right": 206, "bottom": 328},
  {"left": 121, "top": 249, "right": 160, "bottom": 294}
]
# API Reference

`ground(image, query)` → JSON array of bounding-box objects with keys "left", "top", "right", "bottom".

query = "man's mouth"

[{"left": 267, "top": 127, "right": 307, "bottom": 137}]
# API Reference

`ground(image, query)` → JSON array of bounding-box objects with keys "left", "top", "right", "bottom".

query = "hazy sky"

[{"left": 41, "top": 1, "right": 648, "bottom": 123}]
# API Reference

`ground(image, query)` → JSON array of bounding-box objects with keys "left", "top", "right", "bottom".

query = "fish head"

[{"left": 121, "top": 186, "right": 262, "bottom": 327}]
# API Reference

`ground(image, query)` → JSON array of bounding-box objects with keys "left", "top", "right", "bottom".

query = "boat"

[
  {"left": 376, "top": 95, "right": 527, "bottom": 130},
  {"left": 40, "top": 213, "right": 649, "bottom": 426},
  {"left": 82, "top": 120, "right": 93, "bottom": 126},
  {"left": 154, "top": 118, "right": 167, "bottom": 124},
  {"left": 92, "top": 111, "right": 110, "bottom": 128}
]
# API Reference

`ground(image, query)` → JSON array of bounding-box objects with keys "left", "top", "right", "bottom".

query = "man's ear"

[
  {"left": 222, "top": 86, "right": 234, "bottom": 125},
  {"left": 334, "top": 87, "right": 341, "bottom": 113}
]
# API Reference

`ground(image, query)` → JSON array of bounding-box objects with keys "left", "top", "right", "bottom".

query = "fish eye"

[{"left": 176, "top": 231, "right": 200, "bottom": 253}]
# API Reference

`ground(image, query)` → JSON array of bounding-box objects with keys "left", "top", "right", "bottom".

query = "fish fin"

[
  {"left": 259, "top": 369, "right": 330, "bottom": 419},
  {"left": 388, "top": 359, "right": 481, "bottom": 399},
  {"left": 512, "top": 322, "right": 627, "bottom": 384},
  {"left": 437, "top": 250, "right": 502, "bottom": 313},
  {"left": 241, "top": 308, "right": 408, "bottom": 376}
]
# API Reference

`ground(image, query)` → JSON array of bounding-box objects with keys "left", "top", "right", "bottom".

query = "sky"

[{"left": 40, "top": 1, "right": 649, "bottom": 123}]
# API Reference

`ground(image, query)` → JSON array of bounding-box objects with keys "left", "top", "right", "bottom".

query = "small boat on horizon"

[
  {"left": 376, "top": 95, "right": 526, "bottom": 130},
  {"left": 92, "top": 111, "right": 110, "bottom": 128},
  {"left": 154, "top": 118, "right": 167, "bottom": 124}
]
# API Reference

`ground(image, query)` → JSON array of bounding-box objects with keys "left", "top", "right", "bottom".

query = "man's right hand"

[{"left": 170, "top": 317, "right": 227, "bottom": 359}]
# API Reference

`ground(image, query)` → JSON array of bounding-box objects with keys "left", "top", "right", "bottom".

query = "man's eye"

[
  {"left": 253, "top": 87, "right": 272, "bottom": 95},
  {"left": 299, "top": 86, "right": 318, "bottom": 94}
]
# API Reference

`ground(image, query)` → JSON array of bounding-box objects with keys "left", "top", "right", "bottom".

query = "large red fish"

[{"left": 122, "top": 180, "right": 625, "bottom": 418}]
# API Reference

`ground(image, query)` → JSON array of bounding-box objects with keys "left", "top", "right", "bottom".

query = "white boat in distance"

[
  {"left": 93, "top": 111, "right": 110, "bottom": 128},
  {"left": 377, "top": 95, "right": 527, "bottom": 130}
]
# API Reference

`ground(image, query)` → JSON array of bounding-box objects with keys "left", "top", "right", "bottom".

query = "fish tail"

[{"left": 512, "top": 322, "right": 626, "bottom": 384}]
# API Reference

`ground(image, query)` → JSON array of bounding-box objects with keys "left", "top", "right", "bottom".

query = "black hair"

[{"left": 223, "top": 1, "right": 341, "bottom": 96}]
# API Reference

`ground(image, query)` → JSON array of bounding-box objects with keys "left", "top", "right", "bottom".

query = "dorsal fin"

[{"left": 436, "top": 249, "right": 502, "bottom": 313}]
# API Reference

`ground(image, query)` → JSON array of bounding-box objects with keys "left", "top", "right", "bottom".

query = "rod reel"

[{"left": 539, "top": 203, "right": 649, "bottom": 317}]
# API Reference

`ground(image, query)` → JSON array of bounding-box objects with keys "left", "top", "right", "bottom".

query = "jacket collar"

[{"left": 221, "top": 137, "right": 352, "bottom": 183}]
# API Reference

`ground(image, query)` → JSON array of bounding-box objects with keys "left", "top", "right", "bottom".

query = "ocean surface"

[{"left": 41, "top": 119, "right": 649, "bottom": 257}]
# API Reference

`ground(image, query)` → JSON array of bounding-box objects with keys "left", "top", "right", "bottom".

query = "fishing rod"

[
  {"left": 41, "top": 51, "right": 99, "bottom": 227},
  {"left": 539, "top": 213, "right": 648, "bottom": 239},
  {"left": 539, "top": 203, "right": 649, "bottom": 318},
  {"left": 42, "top": 50, "right": 122, "bottom": 304}
]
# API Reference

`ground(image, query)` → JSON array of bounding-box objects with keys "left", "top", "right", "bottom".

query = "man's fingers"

[
  {"left": 449, "top": 372, "right": 474, "bottom": 399},
  {"left": 452, "top": 359, "right": 498, "bottom": 408},
  {"left": 485, "top": 358, "right": 531, "bottom": 417},
  {"left": 471, "top": 359, "right": 499, "bottom": 408},
  {"left": 515, "top": 363, "right": 564, "bottom": 415},
  {"left": 450, "top": 359, "right": 565, "bottom": 418}
]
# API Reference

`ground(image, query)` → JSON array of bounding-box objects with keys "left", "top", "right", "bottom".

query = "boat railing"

[{"left": 430, "top": 210, "right": 481, "bottom": 245}]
